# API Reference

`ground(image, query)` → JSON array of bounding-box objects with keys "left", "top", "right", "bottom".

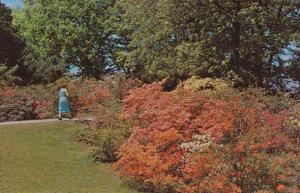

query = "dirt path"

[{"left": 0, "top": 117, "right": 94, "bottom": 126}]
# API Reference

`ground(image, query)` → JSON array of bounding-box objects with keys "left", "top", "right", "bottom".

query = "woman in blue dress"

[{"left": 58, "top": 85, "right": 71, "bottom": 120}]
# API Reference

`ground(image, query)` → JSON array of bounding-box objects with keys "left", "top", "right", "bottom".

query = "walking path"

[{"left": 0, "top": 117, "right": 94, "bottom": 126}]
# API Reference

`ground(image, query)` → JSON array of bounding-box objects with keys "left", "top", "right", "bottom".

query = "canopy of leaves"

[
  {"left": 0, "top": 2, "right": 24, "bottom": 84},
  {"left": 111, "top": 0, "right": 300, "bottom": 87},
  {"left": 18, "top": 0, "right": 115, "bottom": 80}
]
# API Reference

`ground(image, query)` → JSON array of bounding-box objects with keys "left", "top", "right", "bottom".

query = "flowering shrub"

[
  {"left": 0, "top": 76, "right": 135, "bottom": 121},
  {"left": 113, "top": 81, "right": 299, "bottom": 193},
  {"left": 77, "top": 83, "right": 112, "bottom": 114},
  {"left": 10, "top": 84, "right": 57, "bottom": 119},
  {"left": 0, "top": 86, "right": 14, "bottom": 101},
  {"left": 183, "top": 76, "right": 231, "bottom": 91},
  {"left": 0, "top": 93, "right": 37, "bottom": 122},
  {"left": 34, "top": 99, "right": 53, "bottom": 119}
]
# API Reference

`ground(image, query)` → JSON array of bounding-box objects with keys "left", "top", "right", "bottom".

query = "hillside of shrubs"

[
  {"left": 0, "top": 75, "right": 136, "bottom": 121},
  {"left": 112, "top": 78, "right": 299, "bottom": 193},
  {"left": 1, "top": 76, "right": 299, "bottom": 193}
]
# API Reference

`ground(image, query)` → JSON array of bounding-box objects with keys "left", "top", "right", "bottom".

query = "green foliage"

[
  {"left": 110, "top": 0, "right": 300, "bottom": 87},
  {"left": 0, "top": 63, "right": 21, "bottom": 85},
  {"left": 0, "top": 3, "right": 24, "bottom": 84},
  {"left": 285, "top": 104, "right": 300, "bottom": 146},
  {"left": 92, "top": 127, "right": 129, "bottom": 163},
  {"left": 183, "top": 76, "right": 232, "bottom": 91},
  {"left": 104, "top": 74, "right": 143, "bottom": 101},
  {"left": 183, "top": 76, "right": 293, "bottom": 112},
  {"left": 78, "top": 93, "right": 133, "bottom": 163},
  {"left": 182, "top": 76, "right": 239, "bottom": 100},
  {"left": 242, "top": 87, "right": 293, "bottom": 113},
  {"left": 18, "top": 0, "right": 115, "bottom": 80}
]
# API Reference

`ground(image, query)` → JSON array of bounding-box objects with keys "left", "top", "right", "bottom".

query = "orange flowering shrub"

[
  {"left": 77, "top": 82, "right": 112, "bottom": 113},
  {"left": 277, "top": 184, "right": 286, "bottom": 192},
  {"left": 113, "top": 81, "right": 299, "bottom": 193},
  {"left": 0, "top": 86, "right": 14, "bottom": 99}
]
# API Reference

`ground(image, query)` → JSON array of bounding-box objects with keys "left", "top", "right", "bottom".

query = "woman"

[{"left": 58, "top": 85, "right": 71, "bottom": 120}]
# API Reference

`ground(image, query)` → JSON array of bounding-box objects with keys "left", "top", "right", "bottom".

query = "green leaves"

[
  {"left": 110, "top": 0, "right": 300, "bottom": 88},
  {"left": 0, "top": 63, "right": 21, "bottom": 85},
  {"left": 18, "top": 0, "right": 115, "bottom": 80},
  {"left": 0, "top": 3, "right": 24, "bottom": 85}
]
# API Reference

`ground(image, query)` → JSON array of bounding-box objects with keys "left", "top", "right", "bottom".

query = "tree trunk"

[{"left": 231, "top": 1, "right": 241, "bottom": 72}]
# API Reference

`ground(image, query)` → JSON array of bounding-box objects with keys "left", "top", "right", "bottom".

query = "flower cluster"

[{"left": 180, "top": 134, "right": 213, "bottom": 153}]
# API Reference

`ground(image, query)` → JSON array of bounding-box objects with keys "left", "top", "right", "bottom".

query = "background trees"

[
  {"left": 1, "top": 0, "right": 299, "bottom": 89},
  {"left": 111, "top": 0, "right": 300, "bottom": 87},
  {"left": 18, "top": 0, "right": 115, "bottom": 81},
  {"left": 0, "top": 2, "right": 24, "bottom": 84}
]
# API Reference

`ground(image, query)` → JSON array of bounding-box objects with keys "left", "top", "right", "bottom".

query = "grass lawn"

[{"left": 0, "top": 121, "right": 140, "bottom": 193}]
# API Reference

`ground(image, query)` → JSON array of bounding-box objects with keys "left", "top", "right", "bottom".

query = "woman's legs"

[{"left": 58, "top": 110, "right": 62, "bottom": 120}]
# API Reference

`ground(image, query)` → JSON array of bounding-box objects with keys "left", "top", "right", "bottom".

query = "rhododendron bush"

[
  {"left": 77, "top": 80, "right": 112, "bottom": 114},
  {"left": 113, "top": 81, "right": 299, "bottom": 193}
]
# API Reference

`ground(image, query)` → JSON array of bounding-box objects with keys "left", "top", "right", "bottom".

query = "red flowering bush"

[
  {"left": 77, "top": 83, "right": 112, "bottom": 114},
  {"left": 34, "top": 99, "right": 53, "bottom": 119},
  {"left": 113, "top": 81, "right": 299, "bottom": 193},
  {"left": 0, "top": 93, "right": 37, "bottom": 122},
  {"left": 0, "top": 86, "right": 14, "bottom": 100}
]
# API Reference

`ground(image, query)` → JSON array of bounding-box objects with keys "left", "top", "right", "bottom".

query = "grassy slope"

[{"left": 0, "top": 122, "right": 139, "bottom": 193}]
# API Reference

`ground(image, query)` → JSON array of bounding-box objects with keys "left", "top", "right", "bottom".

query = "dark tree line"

[{"left": 0, "top": 0, "right": 299, "bottom": 90}]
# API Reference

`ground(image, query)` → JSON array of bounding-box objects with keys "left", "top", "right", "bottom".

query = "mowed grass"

[{"left": 0, "top": 121, "right": 139, "bottom": 193}]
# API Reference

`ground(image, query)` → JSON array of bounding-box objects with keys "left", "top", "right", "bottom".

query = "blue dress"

[{"left": 59, "top": 89, "right": 71, "bottom": 113}]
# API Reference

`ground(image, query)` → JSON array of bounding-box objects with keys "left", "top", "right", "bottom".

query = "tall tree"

[
  {"left": 0, "top": 2, "right": 24, "bottom": 84},
  {"left": 19, "top": 0, "right": 115, "bottom": 80},
  {"left": 111, "top": 0, "right": 300, "bottom": 87}
]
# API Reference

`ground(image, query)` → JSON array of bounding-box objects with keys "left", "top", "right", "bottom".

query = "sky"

[{"left": 2, "top": 0, "right": 23, "bottom": 8}]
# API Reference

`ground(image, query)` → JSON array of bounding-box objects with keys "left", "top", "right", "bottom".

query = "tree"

[
  {"left": 18, "top": 0, "right": 115, "bottom": 80},
  {"left": 0, "top": 2, "right": 24, "bottom": 84},
  {"left": 110, "top": 0, "right": 300, "bottom": 87}
]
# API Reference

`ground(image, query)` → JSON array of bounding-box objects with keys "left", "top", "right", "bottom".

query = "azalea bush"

[
  {"left": 77, "top": 80, "right": 112, "bottom": 115},
  {"left": 16, "top": 84, "right": 57, "bottom": 119},
  {"left": 0, "top": 93, "right": 36, "bottom": 122},
  {"left": 0, "top": 86, "right": 38, "bottom": 121},
  {"left": 113, "top": 80, "right": 299, "bottom": 193}
]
